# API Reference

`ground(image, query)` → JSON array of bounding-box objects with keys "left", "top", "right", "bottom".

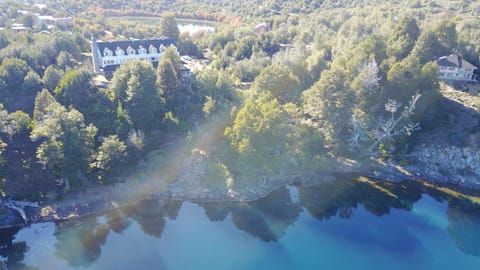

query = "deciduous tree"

[
  {"left": 91, "top": 135, "right": 127, "bottom": 180},
  {"left": 253, "top": 65, "right": 302, "bottom": 104}
]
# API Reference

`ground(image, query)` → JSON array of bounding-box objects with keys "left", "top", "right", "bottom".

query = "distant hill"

[{"left": 47, "top": 0, "right": 480, "bottom": 17}]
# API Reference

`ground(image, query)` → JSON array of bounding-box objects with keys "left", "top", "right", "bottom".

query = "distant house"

[
  {"left": 35, "top": 15, "right": 73, "bottom": 28},
  {"left": 54, "top": 17, "right": 73, "bottom": 27},
  {"left": 11, "top": 23, "right": 29, "bottom": 33},
  {"left": 254, "top": 22, "right": 271, "bottom": 33},
  {"left": 17, "top": 9, "right": 29, "bottom": 15},
  {"left": 91, "top": 38, "right": 177, "bottom": 75},
  {"left": 33, "top": 4, "right": 47, "bottom": 9},
  {"left": 437, "top": 54, "right": 478, "bottom": 82},
  {"left": 279, "top": 43, "right": 295, "bottom": 50},
  {"left": 36, "top": 15, "right": 56, "bottom": 26}
]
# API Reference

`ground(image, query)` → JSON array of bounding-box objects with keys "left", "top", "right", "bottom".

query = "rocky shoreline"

[
  {"left": 1, "top": 158, "right": 480, "bottom": 230},
  {"left": 0, "top": 170, "right": 337, "bottom": 230}
]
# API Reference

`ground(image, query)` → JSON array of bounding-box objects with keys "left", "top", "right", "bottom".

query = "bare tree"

[
  {"left": 368, "top": 94, "right": 421, "bottom": 152},
  {"left": 348, "top": 108, "right": 369, "bottom": 148},
  {"left": 349, "top": 94, "right": 422, "bottom": 154}
]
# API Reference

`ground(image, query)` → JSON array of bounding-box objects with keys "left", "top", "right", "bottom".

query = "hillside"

[
  {"left": 0, "top": 0, "right": 478, "bottom": 209},
  {"left": 400, "top": 83, "right": 480, "bottom": 187}
]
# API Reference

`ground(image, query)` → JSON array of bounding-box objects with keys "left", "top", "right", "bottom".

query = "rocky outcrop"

[{"left": 405, "top": 145, "right": 480, "bottom": 188}]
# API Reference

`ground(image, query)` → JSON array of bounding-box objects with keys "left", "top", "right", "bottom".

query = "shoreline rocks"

[{"left": 1, "top": 160, "right": 479, "bottom": 230}]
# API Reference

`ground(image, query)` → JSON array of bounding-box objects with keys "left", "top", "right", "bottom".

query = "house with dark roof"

[
  {"left": 91, "top": 38, "right": 177, "bottom": 74},
  {"left": 437, "top": 54, "right": 478, "bottom": 82}
]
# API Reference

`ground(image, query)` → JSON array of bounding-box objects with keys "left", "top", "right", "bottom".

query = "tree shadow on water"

[
  {"left": 53, "top": 199, "right": 182, "bottom": 267},
  {"left": 0, "top": 226, "right": 38, "bottom": 270},
  {"left": 200, "top": 187, "right": 302, "bottom": 242}
]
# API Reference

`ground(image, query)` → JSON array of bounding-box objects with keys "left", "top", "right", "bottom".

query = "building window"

[
  {"left": 149, "top": 44, "right": 157, "bottom": 54},
  {"left": 103, "top": 48, "right": 113, "bottom": 56},
  {"left": 127, "top": 46, "right": 136, "bottom": 55},
  {"left": 138, "top": 45, "right": 147, "bottom": 54},
  {"left": 115, "top": 47, "right": 124, "bottom": 56}
]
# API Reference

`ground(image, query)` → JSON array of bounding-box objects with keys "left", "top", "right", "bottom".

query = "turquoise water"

[{"left": 1, "top": 178, "right": 480, "bottom": 269}]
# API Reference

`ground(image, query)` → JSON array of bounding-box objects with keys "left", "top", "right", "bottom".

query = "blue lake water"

[{"left": 1, "top": 178, "right": 480, "bottom": 269}]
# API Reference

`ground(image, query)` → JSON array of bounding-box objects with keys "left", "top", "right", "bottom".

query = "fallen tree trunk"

[{"left": 2, "top": 200, "right": 40, "bottom": 224}]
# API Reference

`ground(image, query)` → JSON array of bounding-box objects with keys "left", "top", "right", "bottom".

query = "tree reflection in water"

[
  {"left": 298, "top": 177, "right": 423, "bottom": 220},
  {"left": 0, "top": 226, "right": 38, "bottom": 270},
  {"left": 53, "top": 199, "right": 182, "bottom": 267},
  {"left": 2, "top": 176, "right": 480, "bottom": 267},
  {"left": 420, "top": 186, "right": 480, "bottom": 257},
  {"left": 125, "top": 199, "right": 182, "bottom": 238},
  {"left": 105, "top": 207, "right": 131, "bottom": 234},
  {"left": 447, "top": 200, "right": 480, "bottom": 257},
  {"left": 54, "top": 218, "right": 109, "bottom": 267},
  {"left": 201, "top": 187, "right": 302, "bottom": 242},
  {"left": 201, "top": 175, "right": 480, "bottom": 257}
]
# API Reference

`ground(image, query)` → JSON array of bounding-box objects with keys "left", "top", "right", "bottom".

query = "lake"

[
  {"left": 1, "top": 177, "right": 480, "bottom": 269},
  {"left": 107, "top": 16, "right": 219, "bottom": 36}
]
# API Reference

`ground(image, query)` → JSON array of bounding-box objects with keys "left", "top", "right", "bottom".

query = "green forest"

[{"left": 0, "top": 0, "right": 479, "bottom": 201}]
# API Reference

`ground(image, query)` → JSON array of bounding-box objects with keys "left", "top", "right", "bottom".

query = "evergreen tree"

[
  {"left": 0, "top": 58, "right": 30, "bottom": 91},
  {"left": 302, "top": 67, "right": 355, "bottom": 152},
  {"left": 43, "top": 65, "right": 63, "bottom": 91},
  {"left": 91, "top": 135, "right": 127, "bottom": 180},
  {"left": 253, "top": 65, "right": 302, "bottom": 104},
  {"left": 110, "top": 60, "right": 162, "bottom": 132},
  {"left": 159, "top": 15, "right": 180, "bottom": 41},
  {"left": 31, "top": 90, "right": 97, "bottom": 187},
  {"left": 387, "top": 17, "right": 420, "bottom": 60},
  {"left": 54, "top": 69, "right": 93, "bottom": 109},
  {"left": 157, "top": 47, "right": 181, "bottom": 113}
]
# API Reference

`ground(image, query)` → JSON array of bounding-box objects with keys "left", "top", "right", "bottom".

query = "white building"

[
  {"left": 437, "top": 54, "right": 478, "bottom": 82},
  {"left": 254, "top": 22, "right": 271, "bottom": 33},
  {"left": 91, "top": 38, "right": 178, "bottom": 74},
  {"left": 35, "top": 15, "right": 72, "bottom": 28},
  {"left": 36, "top": 15, "right": 56, "bottom": 25},
  {"left": 11, "top": 23, "right": 29, "bottom": 33}
]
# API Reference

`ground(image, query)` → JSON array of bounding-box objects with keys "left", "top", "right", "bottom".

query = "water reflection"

[
  {"left": 0, "top": 227, "right": 38, "bottom": 270},
  {"left": 201, "top": 187, "right": 302, "bottom": 242},
  {"left": 298, "top": 178, "right": 424, "bottom": 220},
  {"left": 198, "top": 177, "right": 480, "bottom": 257},
  {"left": 54, "top": 218, "right": 109, "bottom": 267},
  {"left": 1, "top": 176, "right": 480, "bottom": 268},
  {"left": 105, "top": 208, "right": 131, "bottom": 234},
  {"left": 51, "top": 199, "right": 183, "bottom": 267},
  {"left": 446, "top": 201, "right": 480, "bottom": 257}
]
